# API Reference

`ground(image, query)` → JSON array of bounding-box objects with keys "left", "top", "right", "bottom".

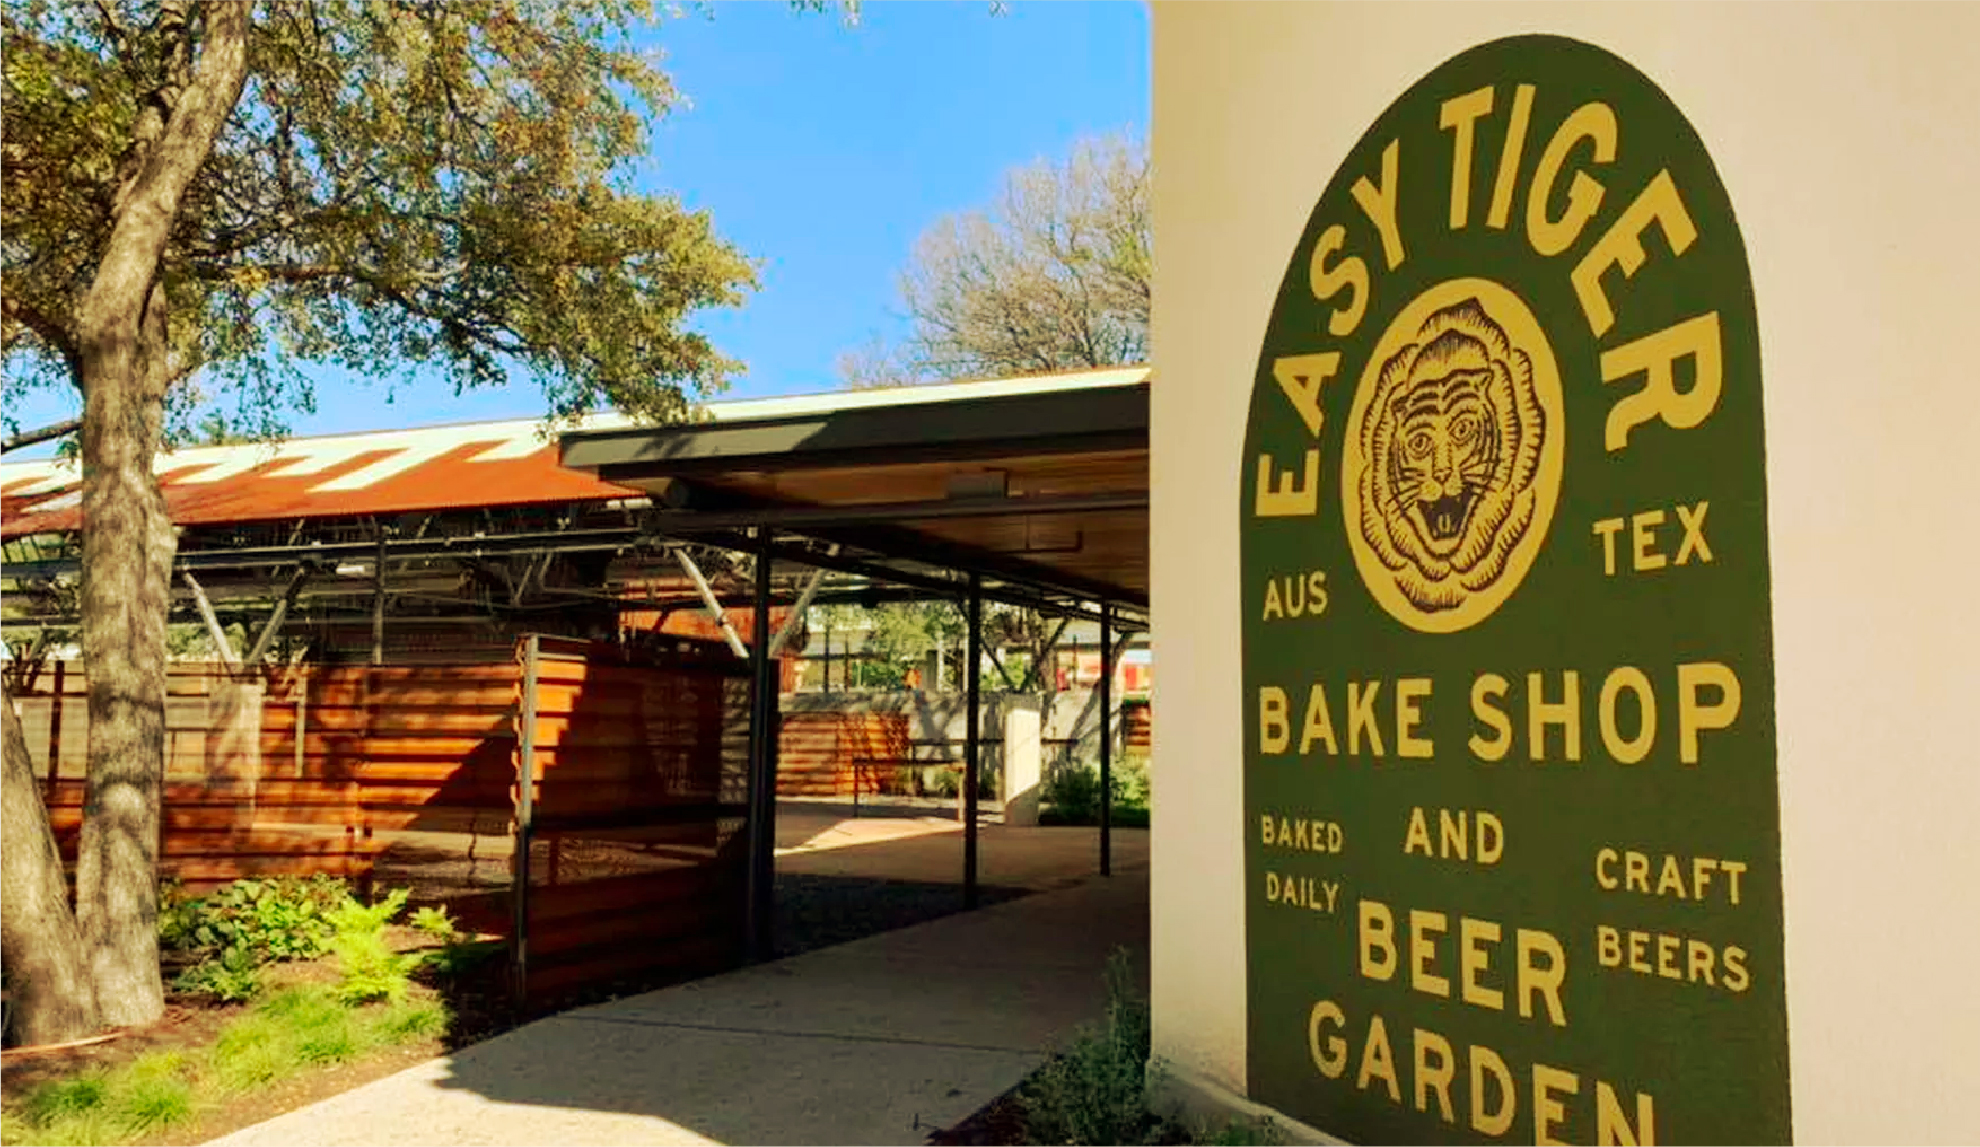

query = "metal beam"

[
  {"left": 675, "top": 550, "right": 750, "bottom": 659},
  {"left": 181, "top": 571, "right": 241, "bottom": 669},
  {"left": 1019, "top": 616, "right": 1072, "bottom": 692},
  {"left": 743, "top": 545, "right": 779, "bottom": 962},
  {"left": 513, "top": 634, "right": 542, "bottom": 1011},
  {"left": 767, "top": 558, "right": 832, "bottom": 658},
  {"left": 1099, "top": 600, "right": 1113, "bottom": 878},
  {"left": 3, "top": 520, "right": 1148, "bottom": 626},
  {"left": 370, "top": 530, "right": 387, "bottom": 666},
  {"left": 244, "top": 566, "right": 314, "bottom": 668},
  {"left": 642, "top": 491, "right": 1145, "bottom": 533},
  {"left": 563, "top": 382, "right": 1149, "bottom": 479},
  {"left": 964, "top": 572, "right": 982, "bottom": 911},
  {"left": 804, "top": 519, "right": 1148, "bottom": 611}
]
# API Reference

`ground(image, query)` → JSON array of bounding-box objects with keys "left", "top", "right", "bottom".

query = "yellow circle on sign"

[{"left": 1339, "top": 278, "right": 1565, "bottom": 634}]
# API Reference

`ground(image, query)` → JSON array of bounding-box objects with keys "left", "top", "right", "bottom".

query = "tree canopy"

[
  {"left": 0, "top": 0, "right": 763, "bottom": 1039},
  {"left": 2, "top": 0, "right": 757, "bottom": 443},
  {"left": 838, "top": 131, "right": 1148, "bottom": 388}
]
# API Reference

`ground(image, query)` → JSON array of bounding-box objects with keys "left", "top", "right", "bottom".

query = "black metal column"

[
  {"left": 744, "top": 544, "right": 779, "bottom": 961},
  {"left": 964, "top": 572, "right": 982, "bottom": 910},
  {"left": 1099, "top": 600, "right": 1113, "bottom": 877},
  {"left": 371, "top": 528, "right": 386, "bottom": 665},
  {"left": 512, "top": 634, "right": 540, "bottom": 1010}
]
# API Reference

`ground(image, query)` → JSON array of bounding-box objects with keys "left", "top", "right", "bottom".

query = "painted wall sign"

[{"left": 1239, "top": 34, "right": 1788, "bottom": 1145}]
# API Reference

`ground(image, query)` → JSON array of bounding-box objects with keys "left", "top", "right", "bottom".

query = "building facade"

[{"left": 1149, "top": 5, "right": 1980, "bottom": 1143}]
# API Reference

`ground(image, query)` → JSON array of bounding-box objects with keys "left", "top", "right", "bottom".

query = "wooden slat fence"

[
  {"left": 9, "top": 635, "right": 752, "bottom": 1007},
  {"left": 512, "top": 636, "right": 750, "bottom": 1000}
]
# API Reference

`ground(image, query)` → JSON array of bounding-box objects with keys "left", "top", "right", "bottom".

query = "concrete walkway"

[{"left": 207, "top": 870, "right": 1150, "bottom": 1146}]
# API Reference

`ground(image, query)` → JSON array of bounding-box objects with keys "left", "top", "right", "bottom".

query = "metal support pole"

[
  {"left": 182, "top": 571, "right": 240, "bottom": 669},
  {"left": 768, "top": 564, "right": 828, "bottom": 657},
  {"left": 743, "top": 546, "right": 779, "bottom": 961},
  {"left": 243, "top": 566, "right": 314, "bottom": 668},
  {"left": 1099, "top": 601, "right": 1113, "bottom": 877},
  {"left": 964, "top": 572, "right": 982, "bottom": 910},
  {"left": 677, "top": 550, "right": 751, "bottom": 659},
  {"left": 371, "top": 529, "right": 386, "bottom": 666},
  {"left": 512, "top": 634, "right": 541, "bottom": 1011}
]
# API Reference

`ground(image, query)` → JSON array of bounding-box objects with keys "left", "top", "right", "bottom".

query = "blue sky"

[{"left": 5, "top": 1, "right": 1149, "bottom": 458}]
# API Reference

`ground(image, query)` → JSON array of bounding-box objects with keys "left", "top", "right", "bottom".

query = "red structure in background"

[{"left": 1056, "top": 646, "right": 1152, "bottom": 695}]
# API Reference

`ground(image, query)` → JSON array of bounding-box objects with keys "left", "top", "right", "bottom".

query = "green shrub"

[
  {"left": 175, "top": 876, "right": 348, "bottom": 968},
  {"left": 173, "top": 946, "right": 263, "bottom": 1003},
  {"left": 325, "top": 887, "right": 408, "bottom": 937},
  {"left": 1042, "top": 758, "right": 1151, "bottom": 826},
  {"left": 924, "top": 765, "right": 961, "bottom": 798},
  {"left": 328, "top": 888, "right": 419, "bottom": 1005},
  {"left": 1021, "top": 949, "right": 1164, "bottom": 1146},
  {"left": 1115, "top": 758, "right": 1152, "bottom": 813},
  {"left": 409, "top": 906, "right": 457, "bottom": 940},
  {"left": 331, "top": 932, "right": 420, "bottom": 1005},
  {"left": 156, "top": 879, "right": 200, "bottom": 951},
  {"left": 1044, "top": 761, "right": 1101, "bottom": 822}
]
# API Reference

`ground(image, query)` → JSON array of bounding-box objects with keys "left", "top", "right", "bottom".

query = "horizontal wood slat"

[{"left": 15, "top": 637, "right": 749, "bottom": 1000}]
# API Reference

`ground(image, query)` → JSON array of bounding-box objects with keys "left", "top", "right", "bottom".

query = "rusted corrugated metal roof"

[
  {"left": 0, "top": 366, "right": 1152, "bottom": 543},
  {"left": 0, "top": 419, "right": 643, "bottom": 540}
]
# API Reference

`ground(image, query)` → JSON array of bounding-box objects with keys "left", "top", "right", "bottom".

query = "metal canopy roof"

[
  {"left": 558, "top": 368, "right": 1151, "bottom": 616},
  {"left": 1, "top": 367, "right": 1150, "bottom": 634},
  {"left": 0, "top": 420, "right": 638, "bottom": 540}
]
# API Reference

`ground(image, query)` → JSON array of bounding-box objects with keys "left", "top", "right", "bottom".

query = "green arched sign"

[{"left": 1239, "top": 34, "right": 1789, "bottom": 1144}]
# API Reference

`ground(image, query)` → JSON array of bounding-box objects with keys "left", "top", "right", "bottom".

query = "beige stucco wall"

[{"left": 1148, "top": 3, "right": 1980, "bottom": 1142}]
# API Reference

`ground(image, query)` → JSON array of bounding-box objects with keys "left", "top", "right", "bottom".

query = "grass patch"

[{"left": 2, "top": 984, "right": 449, "bottom": 1147}]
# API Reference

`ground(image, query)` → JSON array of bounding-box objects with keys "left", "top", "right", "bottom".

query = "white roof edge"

[
  {"left": 684, "top": 365, "right": 1151, "bottom": 426},
  {"left": 0, "top": 366, "right": 1152, "bottom": 480}
]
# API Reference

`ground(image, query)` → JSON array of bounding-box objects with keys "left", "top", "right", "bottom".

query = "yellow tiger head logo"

[{"left": 1352, "top": 296, "right": 1551, "bottom": 617}]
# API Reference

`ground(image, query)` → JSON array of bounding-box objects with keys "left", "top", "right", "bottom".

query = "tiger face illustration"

[{"left": 1352, "top": 296, "right": 1551, "bottom": 617}]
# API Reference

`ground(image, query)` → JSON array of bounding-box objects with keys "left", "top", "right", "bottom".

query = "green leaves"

[{"left": 4, "top": 0, "right": 757, "bottom": 436}]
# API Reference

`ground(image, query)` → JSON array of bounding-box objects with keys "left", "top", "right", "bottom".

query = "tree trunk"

[
  {"left": 72, "top": 0, "right": 250, "bottom": 1029},
  {"left": 75, "top": 346, "right": 178, "bottom": 1027},
  {"left": 0, "top": 676, "right": 103, "bottom": 1045}
]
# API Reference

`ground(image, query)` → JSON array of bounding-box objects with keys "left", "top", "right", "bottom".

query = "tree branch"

[
  {"left": 76, "top": 2, "right": 250, "bottom": 369},
  {"left": 0, "top": 419, "right": 83, "bottom": 456},
  {"left": 1, "top": 297, "right": 82, "bottom": 371}
]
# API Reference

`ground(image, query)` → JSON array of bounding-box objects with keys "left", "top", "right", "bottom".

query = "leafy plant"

[
  {"left": 409, "top": 906, "right": 458, "bottom": 940},
  {"left": 327, "top": 888, "right": 419, "bottom": 1005},
  {"left": 1021, "top": 949, "right": 1163, "bottom": 1147},
  {"left": 1042, "top": 757, "right": 1151, "bottom": 826},
  {"left": 172, "top": 947, "right": 263, "bottom": 1004},
  {"left": 324, "top": 888, "right": 409, "bottom": 938},
  {"left": 925, "top": 765, "right": 961, "bottom": 799},
  {"left": 174, "top": 876, "right": 348, "bottom": 969},
  {"left": 156, "top": 879, "right": 200, "bottom": 952},
  {"left": 1044, "top": 761, "right": 1102, "bottom": 822}
]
